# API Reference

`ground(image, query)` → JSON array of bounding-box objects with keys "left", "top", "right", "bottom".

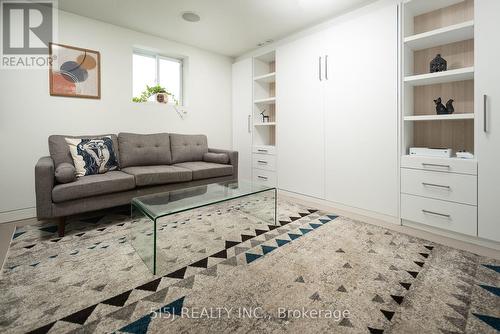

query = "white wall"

[{"left": 0, "top": 10, "right": 233, "bottom": 219}]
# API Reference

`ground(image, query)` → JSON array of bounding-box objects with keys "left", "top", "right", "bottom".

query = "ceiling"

[{"left": 58, "top": 0, "right": 375, "bottom": 57}]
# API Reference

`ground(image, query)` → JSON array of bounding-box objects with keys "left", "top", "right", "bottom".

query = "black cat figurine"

[
  {"left": 446, "top": 99, "right": 455, "bottom": 114},
  {"left": 434, "top": 97, "right": 447, "bottom": 115}
]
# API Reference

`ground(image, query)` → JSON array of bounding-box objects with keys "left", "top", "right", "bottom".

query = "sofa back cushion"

[
  {"left": 170, "top": 134, "right": 208, "bottom": 163},
  {"left": 49, "top": 134, "right": 120, "bottom": 168},
  {"left": 118, "top": 132, "right": 172, "bottom": 168}
]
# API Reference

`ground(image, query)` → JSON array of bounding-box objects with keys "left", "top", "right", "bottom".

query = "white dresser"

[{"left": 400, "top": 156, "right": 477, "bottom": 236}]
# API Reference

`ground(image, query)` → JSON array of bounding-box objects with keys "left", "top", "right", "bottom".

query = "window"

[{"left": 133, "top": 51, "right": 183, "bottom": 104}]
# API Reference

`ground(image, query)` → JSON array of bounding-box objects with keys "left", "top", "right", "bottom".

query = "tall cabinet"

[
  {"left": 324, "top": 3, "right": 398, "bottom": 216},
  {"left": 277, "top": 0, "right": 399, "bottom": 216},
  {"left": 276, "top": 31, "right": 325, "bottom": 199},
  {"left": 232, "top": 58, "right": 253, "bottom": 181},
  {"left": 476, "top": 0, "right": 500, "bottom": 242}
]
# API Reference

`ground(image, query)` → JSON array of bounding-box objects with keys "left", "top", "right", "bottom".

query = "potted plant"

[{"left": 132, "top": 84, "right": 178, "bottom": 105}]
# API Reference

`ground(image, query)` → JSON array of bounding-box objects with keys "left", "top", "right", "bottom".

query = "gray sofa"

[{"left": 35, "top": 133, "right": 238, "bottom": 236}]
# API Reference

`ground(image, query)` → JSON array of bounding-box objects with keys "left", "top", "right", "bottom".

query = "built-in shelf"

[
  {"left": 404, "top": 67, "right": 474, "bottom": 86},
  {"left": 404, "top": 0, "right": 465, "bottom": 16},
  {"left": 405, "top": 20, "right": 474, "bottom": 50},
  {"left": 404, "top": 113, "right": 474, "bottom": 121},
  {"left": 254, "top": 72, "right": 276, "bottom": 84},
  {"left": 254, "top": 122, "right": 276, "bottom": 126},
  {"left": 254, "top": 97, "right": 276, "bottom": 105}
]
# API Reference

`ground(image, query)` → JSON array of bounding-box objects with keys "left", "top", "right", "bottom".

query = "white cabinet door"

[
  {"left": 324, "top": 3, "right": 399, "bottom": 217},
  {"left": 232, "top": 59, "right": 253, "bottom": 181},
  {"left": 476, "top": 0, "right": 500, "bottom": 242},
  {"left": 276, "top": 31, "right": 326, "bottom": 198}
]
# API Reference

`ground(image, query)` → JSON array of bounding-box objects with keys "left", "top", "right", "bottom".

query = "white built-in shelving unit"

[
  {"left": 402, "top": 0, "right": 475, "bottom": 155},
  {"left": 252, "top": 51, "right": 277, "bottom": 187},
  {"left": 400, "top": 0, "right": 479, "bottom": 238}
]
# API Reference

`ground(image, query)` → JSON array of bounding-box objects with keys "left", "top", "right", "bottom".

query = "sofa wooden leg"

[{"left": 57, "top": 217, "right": 66, "bottom": 237}]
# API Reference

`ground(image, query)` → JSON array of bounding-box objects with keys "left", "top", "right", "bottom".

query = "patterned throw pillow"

[{"left": 65, "top": 136, "right": 119, "bottom": 177}]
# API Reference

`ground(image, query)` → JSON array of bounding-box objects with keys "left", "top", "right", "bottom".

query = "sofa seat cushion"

[
  {"left": 121, "top": 165, "right": 192, "bottom": 187},
  {"left": 173, "top": 162, "right": 233, "bottom": 180},
  {"left": 52, "top": 171, "right": 135, "bottom": 203}
]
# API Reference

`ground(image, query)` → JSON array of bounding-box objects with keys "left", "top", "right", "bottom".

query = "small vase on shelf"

[{"left": 430, "top": 54, "right": 447, "bottom": 73}]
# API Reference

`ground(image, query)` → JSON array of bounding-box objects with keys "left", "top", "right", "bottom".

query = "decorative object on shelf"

[
  {"left": 132, "top": 84, "right": 179, "bottom": 105},
  {"left": 410, "top": 147, "right": 453, "bottom": 158},
  {"left": 434, "top": 97, "right": 448, "bottom": 115},
  {"left": 429, "top": 54, "right": 447, "bottom": 73},
  {"left": 456, "top": 151, "right": 474, "bottom": 159},
  {"left": 49, "top": 43, "right": 101, "bottom": 99},
  {"left": 260, "top": 110, "right": 270, "bottom": 123},
  {"left": 446, "top": 99, "right": 455, "bottom": 114}
]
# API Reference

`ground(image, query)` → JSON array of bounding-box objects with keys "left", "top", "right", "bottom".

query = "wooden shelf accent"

[
  {"left": 254, "top": 97, "right": 276, "bottom": 105},
  {"left": 254, "top": 72, "right": 276, "bottom": 83},
  {"left": 405, "top": 21, "right": 473, "bottom": 50},
  {"left": 404, "top": 0, "right": 465, "bottom": 16},
  {"left": 404, "top": 67, "right": 474, "bottom": 86},
  {"left": 404, "top": 113, "right": 474, "bottom": 121}
]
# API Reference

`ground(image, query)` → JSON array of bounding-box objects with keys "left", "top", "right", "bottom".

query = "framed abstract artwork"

[{"left": 49, "top": 43, "right": 101, "bottom": 99}]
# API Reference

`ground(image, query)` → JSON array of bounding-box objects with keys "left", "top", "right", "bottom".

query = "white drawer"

[
  {"left": 252, "top": 145, "right": 276, "bottom": 155},
  {"left": 252, "top": 154, "right": 276, "bottom": 171},
  {"left": 252, "top": 169, "right": 276, "bottom": 187},
  {"left": 401, "top": 168, "right": 477, "bottom": 205},
  {"left": 401, "top": 155, "right": 477, "bottom": 175},
  {"left": 401, "top": 194, "right": 477, "bottom": 236}
]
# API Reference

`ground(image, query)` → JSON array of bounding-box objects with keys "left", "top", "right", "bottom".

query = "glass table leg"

[{"left": 130, "top": 203, "right": 157, "bottom": 274}]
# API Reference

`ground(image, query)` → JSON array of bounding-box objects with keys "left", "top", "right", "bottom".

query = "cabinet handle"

[
  {"left": 247, "top": 115, "right": 251, "bottom": 133},
  {"left": 484, "top": 94, "right": 488, "bottom": 133},
  {"left": 422, "top": 163, "right": 450, "bottom": 169},
  {"left": 325, "top": 55, "right": 328, "bottom": 80},
  {"left": 257, "top": 160, "right": 268, "bottom": 164},
  {"left": 257, "top": 175, "right": 268, "bottom": 180},
  {"left": 257, "top": 149, "right": 268, "bottom": 153},
  {"left": 318, "top": 56, "right": 322, "bottom": 81},
  {"left": 422, "top": 182, "right": 451, "bottom": 190},
  {"left": 422, "top": 209, "right": 451, "bottom": 219}
]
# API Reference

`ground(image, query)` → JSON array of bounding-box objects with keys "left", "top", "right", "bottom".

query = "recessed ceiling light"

[{"left": 182, "top": 12, "right": 201, "bottom": 22}]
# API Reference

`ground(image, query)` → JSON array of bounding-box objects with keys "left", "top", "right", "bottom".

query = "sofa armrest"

[
  {"left": 35, "top": 156, "right": 55, "bottom": 218},
  {"left": 208, "top": 148, "right": 238, "bottom": 179}
]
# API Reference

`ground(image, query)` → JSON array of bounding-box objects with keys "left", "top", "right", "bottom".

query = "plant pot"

[{"left": 156, "top": 93, "right": 169, "bottom": 104}]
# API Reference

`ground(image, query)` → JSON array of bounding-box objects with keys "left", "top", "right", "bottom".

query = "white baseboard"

[
  {"left": 0, "top": 207, "right": 36, "bottom": 224},
  {"left": 278, "top": 190, "right": 500, "bottom": 258},
  {"left": 278, "top": 190, "right": 400, "bottom": 225},
  {"left": 402, "top": 219, "right": 500, "bottom": 252}
]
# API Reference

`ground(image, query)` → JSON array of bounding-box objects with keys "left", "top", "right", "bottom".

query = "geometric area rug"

[{"left": 0, "top": 198, "right": 499, "bottom": 333}]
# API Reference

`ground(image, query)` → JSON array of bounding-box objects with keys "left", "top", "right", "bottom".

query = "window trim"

[{"left": 133, "top": 50, "right": 183, "bottom": 105}]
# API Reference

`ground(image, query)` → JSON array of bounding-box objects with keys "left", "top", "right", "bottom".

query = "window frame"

[{"left": 133, "top": 50, "right": 184, "bottom": 105}]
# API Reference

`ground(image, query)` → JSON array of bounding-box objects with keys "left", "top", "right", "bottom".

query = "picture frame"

[{"left": 49, "top": 43, "right": 101, "bottom": 99}]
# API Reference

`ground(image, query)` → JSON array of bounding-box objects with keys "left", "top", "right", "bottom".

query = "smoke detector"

[
  {"left": 257, "top": 39, "right": 274, "bottom": 47},
  {"left": 182, "top": 12, "right": 201, "bottom": 22}
]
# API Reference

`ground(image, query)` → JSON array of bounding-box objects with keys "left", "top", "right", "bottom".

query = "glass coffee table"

[{"left": 130, "top": 180, "right": 277, "bottom": 275}]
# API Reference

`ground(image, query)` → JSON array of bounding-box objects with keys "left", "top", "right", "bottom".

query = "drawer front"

[
  {"left": 252, "top": 145, "right": 276, "bottom": 155},
  {"left": 252, "top": 169, "right": 276, "bottom": 187},
  {"left": 401, "top": 156, "right": 477, "bottom": 175},
  {"left": 401, "top": 194, "right": 477, "bottom": 236},
  {"left": 252, "top": 154, "right": 276, "bottom": 171},
  {"left": 401, "top": 168, "right": 477, "bottom": 205}
]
